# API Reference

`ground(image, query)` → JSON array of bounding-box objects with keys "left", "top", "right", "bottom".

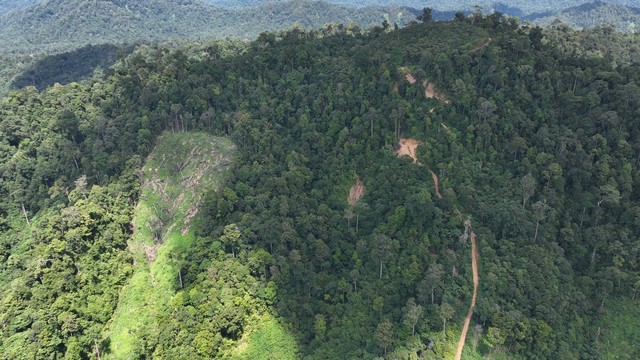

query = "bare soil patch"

[
  {"left": 348, "top": 177, "right": 366, "bottom": 205},
  {"left": 424, "top": 80, "right": 451, "bottom": 104},
  {"left": 398, "top": 66, "right": 416, "bottom": 84},
  {"left": 396, "top": 138, "right": 422, "bottom": 163},
  {"left": 144, "top": 244, "right": 159, "bottom": 263},
  {"left": 455, "top": 219, "right": 480, "bottom": 360},
  {"left": 181, "top": 200, "right": 201, "bottom": 235},
  {"left": 406, "top": 73, "right": 416, "bottom": 84}
]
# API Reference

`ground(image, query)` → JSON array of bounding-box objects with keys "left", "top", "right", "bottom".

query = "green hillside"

[
  {"left": 106, "top": 132, "right": 235, "bottom": 358},
  {"left": 597, "top": 299, "right": 640, "bottom": 360},
  {"left": 0, "top": 12, "right": 639, "bottom": 360}
]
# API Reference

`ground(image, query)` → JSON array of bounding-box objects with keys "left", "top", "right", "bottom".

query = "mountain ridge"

[{"left": 0, "top": 0, "right": 417, "bottom": 54}]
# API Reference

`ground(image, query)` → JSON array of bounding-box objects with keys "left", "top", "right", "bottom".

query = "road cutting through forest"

[
  {"left": 430, "top": 170, "right": 442, "bottom": 199},
  {"left": 397, "top": 139, "right": 479, "bottom": 359},
  {"left": 455, "top": 219, "right": 479, "bottom": 360},
  {"left": 426, "top": 154, "right": 478, "bottom": 360}
]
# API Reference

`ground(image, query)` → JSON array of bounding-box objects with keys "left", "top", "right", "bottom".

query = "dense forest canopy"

[
  {"left": 0, "top": 7, "right": 639, "bottom": 360},
  {"left": 1, "top": 0, "right": 639, "bottom": 99}
]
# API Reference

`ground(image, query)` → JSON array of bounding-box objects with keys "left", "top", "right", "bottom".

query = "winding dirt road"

[
  {"left": 430, "top": 170, "right": 442, "bottom": 199},
  {"left": 397, "top": 139, "right": 479, "bottom": 359},
  {"left": 455, "top": 219, "right": 479, "bottom": 360}
]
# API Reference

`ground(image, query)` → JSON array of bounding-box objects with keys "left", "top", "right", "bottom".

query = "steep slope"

[{"left": 106, "top": 132, "right": 234, "bottom": 358}]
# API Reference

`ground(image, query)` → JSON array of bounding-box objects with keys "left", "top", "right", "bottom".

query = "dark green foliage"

[
  {"left": 0, "top": 53, "right": 36, "bottom": 95},
  {"left": 544, "top": 23, "right": 640, "bottom": 66}
]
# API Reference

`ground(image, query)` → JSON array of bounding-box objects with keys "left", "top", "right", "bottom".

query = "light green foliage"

[
  {"left": 596, "top": 299, "right": 640, "bottom": 359},
  {"left": 314, "top": 314, "right": 327, "bottom": 340},
  {"left": 231, "top": 314, "right": 299, "bottom": 360},
  {"left": 0, "top": 183, "right": 134, "bottom": 359}
]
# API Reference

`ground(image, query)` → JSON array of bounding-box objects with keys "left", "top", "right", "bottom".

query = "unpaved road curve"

[
  {"left": 455, "top": 219, "right": 479, "bottom": 360},
  {"left": 430, "top": 170, "right": 442, "bottom": 199}
]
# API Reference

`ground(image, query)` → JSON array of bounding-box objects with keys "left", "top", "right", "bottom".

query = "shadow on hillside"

[{"left": 11, "top": 44, "right": 134, "bottom": 91}]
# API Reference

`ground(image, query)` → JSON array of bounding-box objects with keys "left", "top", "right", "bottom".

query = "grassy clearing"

[
  {"left": 597, "top": 299, "right": 640, "bottom": 360},
  {"left": 104, "top": 132, "right": 235, "bottom": 359},
  {"left": 230, "top": 313, "right": 299, "bottom": 360}
]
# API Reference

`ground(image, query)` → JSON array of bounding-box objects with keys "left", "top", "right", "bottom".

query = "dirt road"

[
  {"left": 430, "top": 170, "right": 442, "bottom": 199},
  {"left": 395, "top": 138, "right": 479, "bottom": 359},
  {"left": 455, "top": 219, "right": 479, "bottom": 360}
]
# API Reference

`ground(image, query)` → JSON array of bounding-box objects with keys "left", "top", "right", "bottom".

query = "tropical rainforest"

[{"left": 0, "top": 2, "right": 639, "bottom": 360}]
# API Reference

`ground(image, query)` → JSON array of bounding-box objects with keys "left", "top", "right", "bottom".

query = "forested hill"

[
  {"left": 0, "top": 0, "right": 231, "bottom": 53},
  {"left": 1, "top": 12, "right": 640, "bottom": 360},
  {"left": 0, "top": 0, "right": 415, "bottom": 54},
  {"left": 532, "top": 1, "right": 640, "bottom": 32}
]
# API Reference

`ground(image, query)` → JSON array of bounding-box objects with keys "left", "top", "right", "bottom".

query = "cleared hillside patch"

[
  {"left": 396, "top": 138, "right": 422, "bottom": 163},
  {"left": 348, "top": 176, "right": 365, "bottom": 205},
  {"left": 104, "top": 132, "right": 235, "bottom": 359},
  {"left": 424, "top": 80, "right": 451, "bottom": 103}
]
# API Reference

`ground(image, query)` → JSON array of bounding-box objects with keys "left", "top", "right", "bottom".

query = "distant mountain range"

[
  {"left": 203, "top": 0, "right": 640, "bottom": 13},
  {"left": 530, "top": 1, "right": 640, "bottom": 32},
  {"left": 4, "top": 0, "right": 639, "bottom": 15},
  {"left": 0, "top": 0, "right": 638, "bottom": 56},
  {"left": 0, "top": 0, "right": 418, "bottom": 54}
]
